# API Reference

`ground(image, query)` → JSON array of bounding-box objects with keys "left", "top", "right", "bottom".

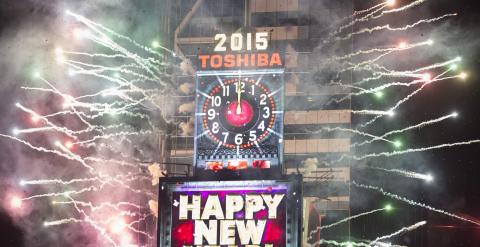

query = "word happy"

[{"left": 178, "top": 193, "right": 285, "bottom": 247}]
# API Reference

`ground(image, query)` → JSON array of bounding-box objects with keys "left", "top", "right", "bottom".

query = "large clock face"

[
  {"left": 194, "top": 70, "right": 284, "bottom": 173},
  {"left": 202, "top": 77, "right": 276, "bottom": 149}
]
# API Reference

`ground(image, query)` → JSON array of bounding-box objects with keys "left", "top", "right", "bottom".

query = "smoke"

[
  {"left": 0, "top": 0, "right": 167, "bottom": 246},
  {"left": 0, "top": 0, "right": 478, "bottom": 246},
  {"left": 179, "top": 82, "right": 194, "bottom": 94},
  {"left": 179, "top": 59, "right": 195, "bottom": 76},
  {"left": 179, "top": 118, "right": 194, "bottom": 136},
  {"left": 302, "top": 157, "right": 319, "bottom": 175},
  {"left": 178, "top": 101, "right": 195, "bottom": 114},
  {"left": 290, "top": 1, "right": 480, "bottom": 245}
]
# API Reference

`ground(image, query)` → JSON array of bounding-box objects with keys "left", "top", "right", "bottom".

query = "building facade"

[{"left": 158, "top": 0, "right": 353, "bottom": 244}]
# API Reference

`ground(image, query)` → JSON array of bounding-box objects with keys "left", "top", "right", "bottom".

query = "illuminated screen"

[
  {"left": 157, "top": 178, "right": 302, "bottom": 247},
  {"left": 194, "top": 70, "right": 284, "bottom": 175}
]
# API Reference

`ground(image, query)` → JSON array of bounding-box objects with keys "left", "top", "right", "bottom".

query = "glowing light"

[
  {"left": 65, "top": 141, "right": 74, "bottom": 149},
  {"left": 62, "top": 97, "right": 73, "bottom": 109},
  {"left": 10, "top": 196, "right": 23, "bottom": 209},
  {"left": 427, "top": 39, "right": 434, "bottom": 45},
  {"left": 31, "top": 114, "right": 40, "bottom": 124},
  {"left": 151, "top": 40, "right": 161, "bottom": 48},
  {"left": 346, "top": 242, "right": 354, "bottom": 247},
  {"left": 422, "top": 73, "right": 432, "bottom": 82},
  {"left": 55, "top": 47, "right": 65, "bottom": 64},
  {"left": 449, "top": 64, "right": 458, "bottom": 71},
  {"left": 12, "top": 127, "right": 19, "bottom": 136},
  {"left": 73, "top": 28, "right": 90, "bottom": 39},
  {"left": 375, "top": 91, "right": 384, "bottom": 99},
  {"left": 384, "top": 204, "right": 393, "bottom": 212},
  {"left": 393, "top": 140, "right": 402, "bottom": 148},
  {"left": 385, "top": 0, "right": 395, "bottom": 6},
  {"left": 67, "top": 68, "right": 76, "bottom": 77},
  {"left": 387, "top": 110, "right": 395, "bottom": 117},
  {"left": 398, "top": 41, "right": 407, "bottom": 49},
  {"left": 425, "top": 174, "right": 434, "bottom": 182},
  {"left": 452, "top": 111, "right": 459, "bottom": 118},
  {"left": 459, "top": 72, "right": 468, "bottom": 80},
  {"left": 120, "top": 233, "right": 133, "bottom": 246},
  {"left": 32, "top": 71, "right": 41, "bottom": 79},
  {"left": 55, "top": 47, "right": 63, "bottom": 55},
  {"left": 110, "top": 217, "right": 127, "bottom": 234}
]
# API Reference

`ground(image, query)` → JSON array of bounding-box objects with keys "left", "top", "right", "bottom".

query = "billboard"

[
  {"left": 157, "top": 177, "right": 302, "bottom": 247},
  {"left": 194, "top": 69, "right": 284, "bottom": 177}
]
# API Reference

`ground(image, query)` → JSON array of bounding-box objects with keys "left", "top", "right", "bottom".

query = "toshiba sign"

[{"left": 197, "top": 33, "right": 283, "bottom": 70}]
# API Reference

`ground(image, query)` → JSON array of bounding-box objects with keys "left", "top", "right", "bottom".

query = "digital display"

[
  {"left": 194, "top": 70, "right": 284, "bottom": 174},
  {"left": 157, "top": 178, "right": 302, "bottom": 247}
]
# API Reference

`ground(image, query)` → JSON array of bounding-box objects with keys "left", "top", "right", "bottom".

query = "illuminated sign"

[
  {"left": 198, "top": 53, "right": 282, "bottom": 70},
  {"left": 194, "top": 70, "right": 284, "bottom": 176},
  {"left": 197, "top": 32, "right": 283, "bottom": 70},
  {"left": 157, "top": 178, "right": 302, "bottom": 247},
  {"left": 213, "top": 33, "right": 269, "bottom": 52}
]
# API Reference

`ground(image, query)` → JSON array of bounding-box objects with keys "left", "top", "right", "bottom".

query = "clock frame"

[{"left": 194, "top": 70, "right": 284, "bottom": 174}]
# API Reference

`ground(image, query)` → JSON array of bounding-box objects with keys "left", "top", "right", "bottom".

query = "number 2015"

[{"left": 214, "top": 32, "right": 269, "bottom": 52}]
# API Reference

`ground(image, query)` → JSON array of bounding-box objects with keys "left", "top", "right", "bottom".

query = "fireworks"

[
  {"left": 10, "top": 196, "right": 23, "bottom": 209},
  {"left": 0, "top": 0, "right": 477, "bottom": 246},
  {"left": 0, "top": 8, "right": 170, "bottom": 246}
]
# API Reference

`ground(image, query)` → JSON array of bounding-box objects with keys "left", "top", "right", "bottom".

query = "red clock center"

[{"left": 225, "top": 100, "right": 254, "bottom": 127}]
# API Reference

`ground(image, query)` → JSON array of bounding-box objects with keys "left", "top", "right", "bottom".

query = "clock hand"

[{"left": 236, "top": 82, "right": 242, "bottom": 114}]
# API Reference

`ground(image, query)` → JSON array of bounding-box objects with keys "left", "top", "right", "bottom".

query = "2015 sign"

[{"left": 214, "top": 32, "right": 269, "bottom": 52}]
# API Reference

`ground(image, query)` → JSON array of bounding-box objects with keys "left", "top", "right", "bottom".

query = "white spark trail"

[
  {"left": 378, "top": 0, "right": 428, "bottom": 16},
  {"left": 311, "top": 221, "right": 425, "bottom": 247},
  {"left": 359, "top": 69, "right": 457, "bottom": 128},
  {"left": 370, "top": 167, "right": 433, "bottom": 181},
  {"left": 353, "top": 113, "right": 457, "bottom": 147},
  {"left": 370, "top": 221, "right": 427, "bottom": 246},
  {"left": 308, "top": 126, "right": 394, "bottom": 145},
  {"left": 351, "top": 109, "right": 394, "bottom": 116},
  {"left": 308, "top": 208, "right": 385, "bottom": 239},
  {"left": 335, "top": 14, "right": 456, "bottom": 41},
  {"left": 352, "top": 181, "right": 480, "bottom": 226},
  {"left": 333, "top": 40, "right": 432, "bottom": 61},
  {"left": 344, "top": 140, "right": 480, "bottom": 162}
]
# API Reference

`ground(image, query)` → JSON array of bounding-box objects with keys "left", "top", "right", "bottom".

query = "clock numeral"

[
  {"left": 235, "top": 81, "right": 245, "bottom": 92},
  {"left": 262, "top": 106, "right": 270, "bottom": 118},
  {"left": 211, "top": 96, "right": 221, "bottom": 107},
  {"left": 250, "top": 85, "right": 255, "bottom": 95},
  {"left": 207, "top": 109, "right": 216, "bottom": 120},
  {"left": 222, "top": 85, "right": 230, "bottom": 97},
  {"left": 258, "top": 120, "right": 265, "bottom": 131},
  {"left": 235, "top": 133, "right": 243, "bottom": 145},
  {"left": 249, "top": 130, "right": 257, "bottom": 141},
  {"left": 260, "top": 94, "right": 267, "bottom": 105},
  {"left": 212, "top": 122, "right": 219, "bottom": 134},
  {"left": 221, "top": 132, "right": 229, "bottom": 143}
]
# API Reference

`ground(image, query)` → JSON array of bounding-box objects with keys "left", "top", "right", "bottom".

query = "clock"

[{"left": 194, "top": 70, "right": 284, "bottom": 173}]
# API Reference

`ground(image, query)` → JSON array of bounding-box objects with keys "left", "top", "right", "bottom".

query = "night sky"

[{"left": 0, "top": 0, "right": 480, "bottom": 246}]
